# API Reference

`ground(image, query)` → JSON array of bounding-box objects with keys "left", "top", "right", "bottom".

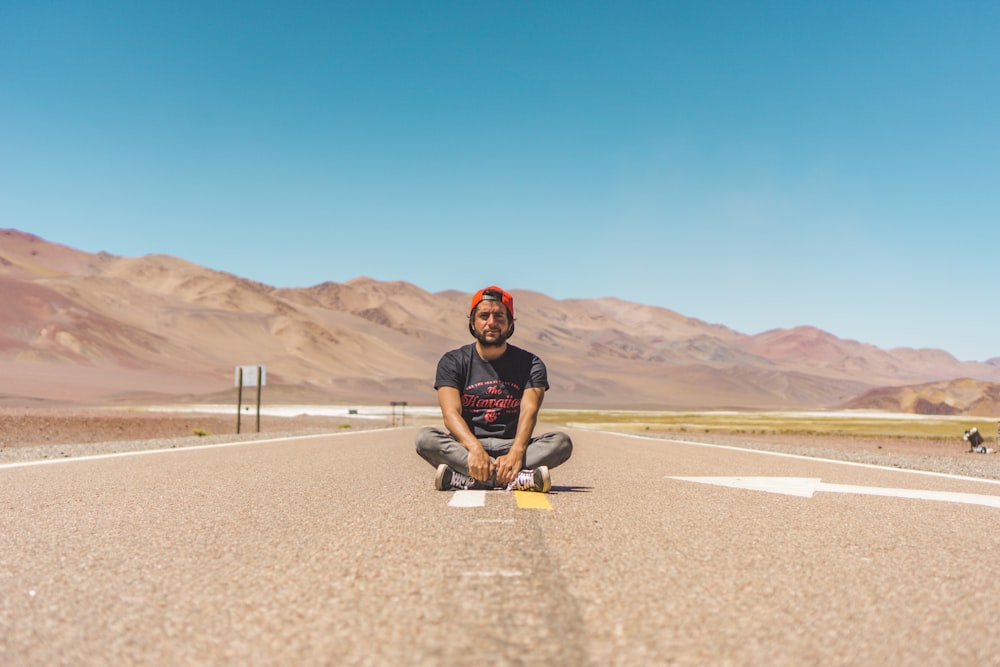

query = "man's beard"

[{"left": 472, "top": 326, "right": 513, "bottom": 347}]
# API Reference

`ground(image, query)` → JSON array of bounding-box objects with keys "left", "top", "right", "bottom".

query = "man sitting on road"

[{"left": 415, "top": 285, "right": 573, "bottom": 492}]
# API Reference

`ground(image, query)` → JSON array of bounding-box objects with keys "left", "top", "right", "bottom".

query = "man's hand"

[
  {"left": 466, "top": 444, "right": 495, "bottom": 483},
  {"left": 493, "top": 449, "right": 525, "bottom": 487}
]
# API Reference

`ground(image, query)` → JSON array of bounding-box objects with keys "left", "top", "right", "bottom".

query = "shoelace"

[
  {"left": 505, "top": 470, "right": 535, "bottom": 492},
  {"left": 451, "top": 470, "right": 475, "bottom": 489}
]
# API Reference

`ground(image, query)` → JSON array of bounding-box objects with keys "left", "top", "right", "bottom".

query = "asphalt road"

[{"left": 3, "top": 426, "right": 1000, "bottom": 666}]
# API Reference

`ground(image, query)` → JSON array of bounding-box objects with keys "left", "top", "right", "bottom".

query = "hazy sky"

[{"left": 3, "top": 1, "right": 998, "bottom": 360}]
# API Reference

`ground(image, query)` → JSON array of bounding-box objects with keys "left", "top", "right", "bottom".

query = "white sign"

[
  {"left": 669, "top": 477, "right": 1000, "bottom": 510},
  {"left": 234, "top": 365, "right": 266, "bottom": 387}
]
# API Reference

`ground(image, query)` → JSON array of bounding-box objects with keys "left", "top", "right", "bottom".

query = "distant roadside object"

[{"left": 963, "top": 427, "right": 994, "bottom": 454}]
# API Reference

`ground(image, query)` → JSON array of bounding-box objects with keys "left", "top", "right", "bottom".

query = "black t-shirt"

[{"left": 434, "top": 343, "right": 549, "bottom": 438}]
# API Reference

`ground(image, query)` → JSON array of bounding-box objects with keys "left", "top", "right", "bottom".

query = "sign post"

[
  {"left": 390, "top": 401, "right": 408, "bottom": 427},
  {"left": 235, "top": 365, "right": 266, "bottom": 433}
]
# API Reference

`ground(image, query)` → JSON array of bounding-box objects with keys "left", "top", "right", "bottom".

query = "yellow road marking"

[{"left": 514, "top": 491, "right": 552, "bottom": 510}]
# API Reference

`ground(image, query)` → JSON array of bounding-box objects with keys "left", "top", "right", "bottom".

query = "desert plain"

[{"left": 4, "top": 401, "right": 1000, "bottom": 485}]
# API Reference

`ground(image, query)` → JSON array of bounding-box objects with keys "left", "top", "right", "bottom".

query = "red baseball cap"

[{"left": 470, "top": 286, "right": 514, "bottom": 318}]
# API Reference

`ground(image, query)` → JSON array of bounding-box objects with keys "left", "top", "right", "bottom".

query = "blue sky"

[{"left": 2, "top": 1, "right": 998, "bottom": 360}]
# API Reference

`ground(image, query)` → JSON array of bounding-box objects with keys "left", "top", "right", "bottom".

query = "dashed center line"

[
  {"left": 447, "top": 490, "right": 553, "bottom": 510},
  {"left": 514, "top": 491, "right": 553, "bottom": 510},
  {"left": 461, "top": 570, "right": 523, "bottom": 578},
  {"left": 448, "top": 490, "right": 486, "bottom": 507}
]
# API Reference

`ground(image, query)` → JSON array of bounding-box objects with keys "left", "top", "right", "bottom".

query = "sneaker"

[
  {"left": 435, "top": 464, "right": 476, "bottom": 491},
  {"left": 506, "top": 466, "right": 551, "bottom": 493}
]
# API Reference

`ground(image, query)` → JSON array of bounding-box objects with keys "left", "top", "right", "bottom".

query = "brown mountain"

[
  {"left": 3, "top": 228, "right": 1000, "bottom": 411},
  {"left": 841, "top": 378, "right": 1000, "bottom": 416}
]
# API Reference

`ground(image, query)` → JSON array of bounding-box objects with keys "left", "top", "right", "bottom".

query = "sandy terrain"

[{"left": 0, "top": 407, "right": 395, "bottom": 465}]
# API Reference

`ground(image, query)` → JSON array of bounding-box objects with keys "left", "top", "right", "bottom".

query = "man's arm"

[
  {"left": 437, "top": 386, "right": 494, "bottom": 482},
  {"left": 493, "top": 386, "right": 545, "bottom": 486}
]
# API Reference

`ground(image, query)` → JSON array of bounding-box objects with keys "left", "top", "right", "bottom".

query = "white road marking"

[
  {"left": 600, "top": 430, "right": 1000, "bottom": 488},
  {"left": 461, "top": 570, "right": 523, "bottom": 578},
  {"left": 0, "top": 429, "right": 394, "bottom": 471},
  {"left": 670, "top": 476, "right": 1000, "bottom": 509},
  {"left": 449, "top": 490, "right": 486, "bottom": 507}
]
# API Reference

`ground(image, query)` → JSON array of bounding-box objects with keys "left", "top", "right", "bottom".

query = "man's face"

[{"left": 472, "top": 301, "right": 512, "bottom": 347}]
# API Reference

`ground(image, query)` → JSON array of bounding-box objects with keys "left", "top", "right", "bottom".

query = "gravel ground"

[
  {"left": 0, "top": 408, "right": 391, "bottom": 464},
  {"left": 634, "top": 430, "right": 1000, "bottom": 482}
]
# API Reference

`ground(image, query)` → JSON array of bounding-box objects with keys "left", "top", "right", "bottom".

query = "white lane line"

[
  {"left": 670, "top": 476, "right": 1000, "bottom": 509},
  {"left": 817, "top": 481, "right": 1000, "bottom": 509},
  {"left": 595, "top": 429, "right": 1000, "bottom": 488},
  {"left": 461, "top": 570, "right": 523, "bottom": 578},
  {"left": 0, "top": 429, "right": 394, "bottom": 471},
  {"left": 449, "top": 490, "right": 487, "bottom": 507}
]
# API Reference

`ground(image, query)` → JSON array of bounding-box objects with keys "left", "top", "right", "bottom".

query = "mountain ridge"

[{"left": 2, "top": 228, "right": 999, "bottom": 412}]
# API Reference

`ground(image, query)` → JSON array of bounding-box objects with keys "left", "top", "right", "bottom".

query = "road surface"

[{"left": 3, "top": 426, "right": 999, "bottom": 665}]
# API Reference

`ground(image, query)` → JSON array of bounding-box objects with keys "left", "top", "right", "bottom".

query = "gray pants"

[{"left": 415, "top": 426, "right": 573, "bottom": 475}]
